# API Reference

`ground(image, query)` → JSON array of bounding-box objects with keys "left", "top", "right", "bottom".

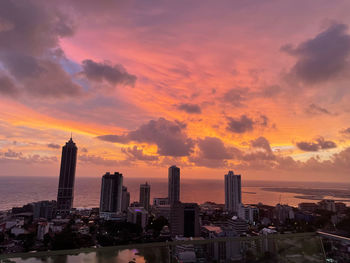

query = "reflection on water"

[{"left": 8, "top": 248, "right": 169, "bottom": 263}]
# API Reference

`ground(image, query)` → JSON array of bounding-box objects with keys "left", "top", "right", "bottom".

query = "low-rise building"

[
  {"left": 127, "top": 207, "right": 148, "bottom": 229},
  {"left": 318, "top": 200, "right": 336, "bottom": 212},
  {"left": 37, "top": 222, "right": 49, "bottom": 240},
  {"left": 298, "top": 202, "right": 318, "bottom": 212},
  {"left": 153, "top": 197, "right": 169, "bottom": 206}
]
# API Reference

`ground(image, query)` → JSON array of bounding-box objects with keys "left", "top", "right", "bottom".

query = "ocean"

[{"left": 0, "top": 176, "right": 350, "bottom": 211}]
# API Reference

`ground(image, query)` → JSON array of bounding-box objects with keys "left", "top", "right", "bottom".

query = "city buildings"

[
  {"left": 318, "top": 200, "right": 336, "bottom": 212},
  {"left": 33, "top": 200, "right": 56, "bottom": 220},
  {"left": 298, "top": 202, "right": 318, "bottom": 212},
  {"left": 238, "top": 204, "right": 259, "bottom": 224},
  {"left": 56, "top": 137, "right": 78, "bottom": 216},
  {"left": 227, "top": 216, "right": 248, "bottom": 235},
  {"left": 99, "top": 172, "right": 123, "bottom": 220},
  {"left": 274, "top": 204, "right": 295, "bottom": 223},
  {"left": 139, "top": 182, "right": 151, "bottom": 211},
  {"left": 168, "top": 165, "right": 180, "bottom": 204},
  {"left": 127, "top": 207, "right": 149, "bottom": 229},
  {"left": 224, "top": 171, "right": 242, "bottom": 214},
  {"left": 170, "top": 202, "right": 200, "bottom": 237},
  {"left": 121, "top": 186, "right": 130, "bottom": 213},
  {"left": 153, "top": 197, "right": 169, "bottom": 206}
]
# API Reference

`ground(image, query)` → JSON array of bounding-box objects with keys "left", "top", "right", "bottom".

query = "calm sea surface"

[{"left": 0, "top": 176, "right": 350, "bottom": 211}]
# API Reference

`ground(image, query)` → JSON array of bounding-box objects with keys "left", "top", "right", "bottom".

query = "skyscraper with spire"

[{"left": 56, "top": 137, "right": 78, "bottom": 216}]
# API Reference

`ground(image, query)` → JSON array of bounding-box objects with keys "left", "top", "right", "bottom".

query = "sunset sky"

[{"left": 0, "top": 0, "right": 350, "bottom": 182}]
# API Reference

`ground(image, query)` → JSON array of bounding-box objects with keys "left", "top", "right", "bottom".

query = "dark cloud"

[
  {"left": 258, "top": 115, "right": 269, "bottom": 127},
  {"left": 0, "top": 149, "right": 57, "bottom": 164},
  {"left": 97, "top": 118, "right": 194, "bottom": 156},
  {"left": 226, "top": 115, "right": 254, "bottom": 133},
  {"left": 226, "top": 114, "right": 271, "bottom": 134},
  {"left": 296, "top": 137, "right": 337, "bottom": 152},
  {"left": 250, "top": 137, "right": 272, "bottom": 153},
  {"left": 81, "top": 147, "right": 88, "bottom": 153},
  {"left": 0, "top": 0, "right": 82, "bottom": 98},
  {"left": 305, "top": 104, "right": 332, "bottom": 115},
  {"left": 242, "top": 137, "right": 276, "bottom": 162},
  {"left": 47, "top": 143, "right": 60, "bottom": 149},
  {"left": 121, "top": 146, "right": 158, "bottom": 161},
  {"left": 189, "top": 137, "right": 242, "bottom": 168},
  {"left": 221, "top": 88, "right": 248, "bottom": 106},
  {"left": 79, "top": 154, "right": 130, "bottom": 166},
  {"left": 197, "top": 137, "right": 234, "bottom": 160},
  {"left": 96, "top": 134, "right": 130, "bottom": 144},
  {"left": 0, "top": 74, "right": 18, "bottom": 96},
  {"left": 296, "top": 141, "right": 320, "bottom": 152},
  {"left": 4, "top": 149, "right": 22, "bottom": 158},
  {"left": 340, "top": 128, "right": 350, "bottom": 135},
  {"left": 260, "top": 85, "right": 281, "bottom": 97},
  {"left": 176, "top": 103, "right": 202, "bottom": 114},
  {"left": 81, "top": 59, "right": 136, "bottom": 86},
  {"left": 0, "top": 1, "right": 74, "bottom": 56},
  {"left": 282, "top": 23, "right": 350, "bottom": 84}
]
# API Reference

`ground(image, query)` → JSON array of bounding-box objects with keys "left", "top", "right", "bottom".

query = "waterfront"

[{"left": 1, "top": 176, "right": 350, "bottom": 211}]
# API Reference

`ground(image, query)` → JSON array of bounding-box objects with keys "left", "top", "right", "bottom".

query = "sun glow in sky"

[{"left": 0, "top": 0, "right": 350, "bottom": 181}]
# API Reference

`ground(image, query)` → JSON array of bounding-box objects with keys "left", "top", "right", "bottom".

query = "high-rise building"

[
  {"left": 224, "top": 171, "right": 242, "bottom": 214},
  {"left": 139, "top": 182, "right": 151, "bottom": 211},
  {"left": 170, "top": 202, "right": 200, "bottom": 237},
  {"left": 57, "top": 137, "right": 77, "bottom": 216},
  {"left": 99, "top": 172, "right": 123, "bottom": 220},
  {"left": 168, "top": 165, "right": 180, "bottom": 204},
  {"left": 121, "top": 186, "right": 130, "bottom": 213}
]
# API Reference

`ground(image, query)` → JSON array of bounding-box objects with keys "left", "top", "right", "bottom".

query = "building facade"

[
  {"left": 170, "top": 202, "right": 200, "bottom": 237},
  {"left": 99, "top": 172, "right": 123, "bottom": 219},
  {"left": 153, "top": 197, "right": 169, "bottom": 206},
  {"left": 139, "top": 182, "right": 151, "bottom": 211},
  {"left": 57, "top": 137, "right": 78, "bottom": 216},
  {"left": 127, "top": 207, "right": 149, "bottom": 229},
  {"left": 33, "top": 200, "right": 57, "bottom": 220},
  {"left": 121, "top": 186, "right": 130, "bottom": 213},
  {"left": 224, "top": 171, "right": 242, "bottom": 214},
  {"left": 168, "top": 165, "right": 180, "bottom": 204}
]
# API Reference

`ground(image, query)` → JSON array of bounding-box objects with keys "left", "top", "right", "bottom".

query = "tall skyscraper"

[
  {"left": 225, "top": 171, "right": 242, "bottom": 214},
  {"left": 168, "top": 165, "right": 180, "bottom": 204},
  {"left": 121, "top": 186, "right": 130, "bottom": 213},
  {"left": 99, "top": 172, "right": 123, "bottom": 220},
  {"left": 139, "top": 182, "right": 151, "bottom": 211},
  {"left": 57, "top": 137, "right": 77, "bottom": 216}
]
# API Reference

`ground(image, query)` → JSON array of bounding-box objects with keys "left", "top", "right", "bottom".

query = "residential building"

[
  {"left": 224, "top": 171, "right": 242, "bottom": 214},
  {"left": 153, "top": 197, "right": 169, "bottom": 206},
  {"left": 298, "top": 202, "right": 318, "bottom": 212},
  {"left": 99, "top": 172, "right": 123, "bottom": 220},
  {"left": 33, "top": 200, "right": 56, "bottom": 220},
  {"left": 121, "top": 186, "right": 130, "bottom": 213},
  {"left": 318, "top": 200, "right": 336, "bottom": 212},
  {"left": 139, "top": 182, "right": 151, "bottom": 211}
]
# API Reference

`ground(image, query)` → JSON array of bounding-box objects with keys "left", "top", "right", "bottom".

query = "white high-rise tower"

[{"left": 224, "top": 171, "right": 242, "bottom": 214}]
